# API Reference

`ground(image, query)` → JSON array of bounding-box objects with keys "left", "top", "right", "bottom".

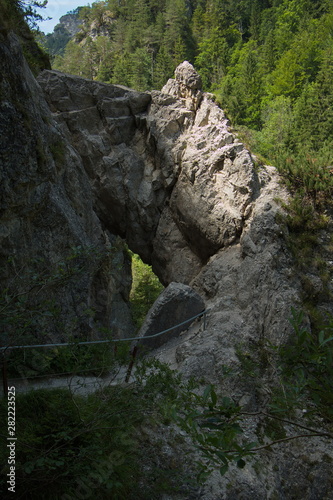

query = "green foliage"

[
  {"left": 0, "top": 387, "right": 142, "bottom": 498},
  {"left": 219, "top": 40, "right": 263, "bottom": 128},
  {"left": 275, "top": 196, "right": 332, "bottom": 307},
  {"left": 0, "top": 0, "right": 47, "bottom": 31},
  {"left": 233, "top": 308, "right": 333, "bottom": 426},
  {"left": 53, "top": 0, "right": 194, "bottom": 89},
  {"left": 1, "top": 314, "right": 332, "bottom": 494},
  {"left": 17, "top": 0, "right": 48, "bottom": 29},
  {"left": 174, "top": 384, "right": 255, "bottom": 481},
  {"left": 214, "top": 2, "right": 333, "bottom": 203},
  {"left": 7, "top": 339, "right": 129, "bottom": 380},
  {"left": 0, "top": 0, "right": 50, "bottom": 74},
  {"left": 174, "top": 309, "right": 333, "bottom": 480},
  {"left": 253, "top": 95, "right": 294, "bottom": 158},
  {"left": 277, "top": 308, "right": 333, "bottom": 420},
  {"left": 129, "top": 252, "right": 163, "bottom": 329},
  {"left": 276, "top": 154, "right": 333, "bottom": 203},
  {"left": 195, "top": 29, "right": 230, "bottom": 90},
  {"left": 41, "top": 26, "right": 73, "bottom": 58},
  {"left": 0, "top": 360, "right": 200, "bottom": 498}
]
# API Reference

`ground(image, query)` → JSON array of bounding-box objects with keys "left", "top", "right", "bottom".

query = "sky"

[{"left": 37, "top": 0, "right": 92, "bottom": 34}]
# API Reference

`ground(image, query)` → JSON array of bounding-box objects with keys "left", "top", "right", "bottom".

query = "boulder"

[{"left": 138, "top": 282, "right": 205, "bottom": 350}]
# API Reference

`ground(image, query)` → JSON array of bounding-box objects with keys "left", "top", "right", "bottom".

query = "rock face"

[
  {"left": 37, "top": 69, "right": 156, "bottom": 265},
  {"left": 2, "top": 33, "right": 332, "bottom": 499},
  {"left": 0, "top": 31, "right": 134, "bottom": 342},
  {"left": 138, "top": 282, "right": 205, "bottom": 350},
  {"left": 58, "top": 12, "right": 82, "bottom": 37},
  {"left": 44, "top": 13, "right": 82, "bottom": 58}
]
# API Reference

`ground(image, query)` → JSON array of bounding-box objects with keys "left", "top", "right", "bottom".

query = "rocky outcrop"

[
  {"left": 1, "top": 44, "right": 298, "bottom": 349},
  {"left": 162, "top": 60, "right": 203, "bottom": 111},
  {"left": 138, "top": 282, "right": 205, "bottom": 350},
  {"left": 37, "top": 69, "right": 159, "bottom": 265},
  {"left": 58, "top": 12, "right": 82, "bottom": 37}
]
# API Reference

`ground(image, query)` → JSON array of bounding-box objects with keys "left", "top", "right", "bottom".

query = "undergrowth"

[{"left": 0, "top": 359, "right": 199, "bottom": 499}]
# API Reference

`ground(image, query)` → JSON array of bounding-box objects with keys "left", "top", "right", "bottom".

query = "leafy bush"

[
  {"left": 0, "top": 360, "right": 199, "bottom": 499},
  {"left": 277, "top": 308, "right": 333, "bottom": 420},
  {"left": 129, "top": 252, "right": 163, "bottom": 329},
  {"left": 275, "top": 153, "right": 333, "bottom": 202},
  {"left": 174, "top": 309, "right": 333, "bottom": 479},
  {"left": 174, "top": 384, "right": 254, "bottom": 481},
  {"left": 1, "top": 313, "right": 332, "bottom": 497},
  {"left": 0, "top": 387, "right": 142, "bottom": 498}
]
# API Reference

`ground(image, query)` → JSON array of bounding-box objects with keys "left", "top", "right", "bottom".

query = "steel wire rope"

[
  {"left": 0, "top": 309, "right": 209, "bottom": 351},
  {"left": 1, "top": 310, "right": 210, "bottom": 388}
]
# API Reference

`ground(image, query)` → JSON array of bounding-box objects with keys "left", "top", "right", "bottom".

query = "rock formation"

[
  {"left": 0, "top": 31, "right": 133, "bottom": 342},
  {"left": 1, "top": 27, "right": 332, "bottom": 499},
  {"left": 138, "top": 282, "right": 205, "bottom": 350},
  {"left": 58, "top": 12, "right": 82, "bottom": 37},
  {"left": 37, "top": 61, "right": 260, "bottom": 286}
]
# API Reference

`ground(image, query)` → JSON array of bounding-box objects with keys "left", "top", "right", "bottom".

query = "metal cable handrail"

[{"left": 0, "top": 309, "right": 209, "bottom": 351}]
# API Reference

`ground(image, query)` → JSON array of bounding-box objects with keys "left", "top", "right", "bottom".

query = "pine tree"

[
  {"left": 195, "top": 29, "right": 229, "bottom": 90},
  {"left": 153, "top": 45, "right": 174, "bottom": 89}
]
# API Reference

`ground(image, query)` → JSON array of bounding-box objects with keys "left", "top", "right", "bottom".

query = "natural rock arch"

[{"left": 37, "top": 62, "right": 259, "bottom": 286}]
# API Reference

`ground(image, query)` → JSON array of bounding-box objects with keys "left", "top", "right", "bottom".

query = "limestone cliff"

[
  {"left": 1, "top": 30, "right": 332, "bottom": 499},
  {"left": 0, "top": 31, "right": 133, "bottom": 343},
  {"left": 58, "top": 12, "right": 82, "bottom": 37}
]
